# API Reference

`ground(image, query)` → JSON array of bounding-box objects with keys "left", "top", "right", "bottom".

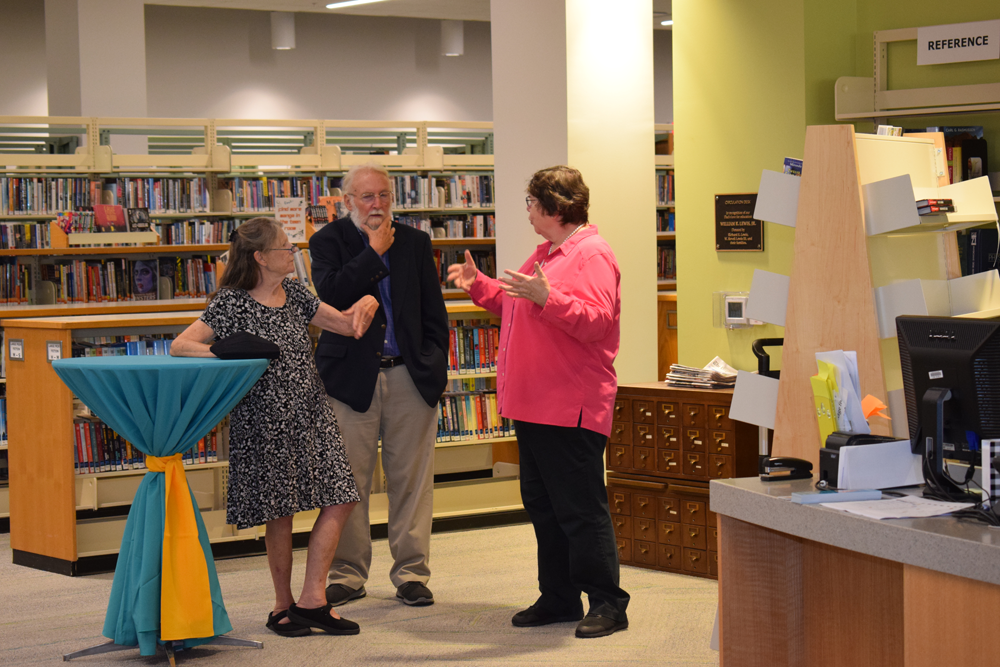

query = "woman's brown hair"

[
  {"left": 527, "top": 166, "right": 590, "bottom": 225},
  {"left": 211, "top": 217, "right": 281, "bottom": 300}
]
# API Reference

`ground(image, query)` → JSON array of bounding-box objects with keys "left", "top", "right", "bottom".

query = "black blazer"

[{"left": 309, "top": 217, "right": 449, "bottom": 412}]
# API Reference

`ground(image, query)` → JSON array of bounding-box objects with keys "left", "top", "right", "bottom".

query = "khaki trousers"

[{"left": 327, "top": 365, "right": 437, "bottom": 589}]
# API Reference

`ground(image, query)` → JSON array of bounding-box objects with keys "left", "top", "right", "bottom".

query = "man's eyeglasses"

[
  {"left": 525, "top": 196, "right": 538, "bottom": 208},
  {"left": 268, "top": 245, "right": 301, "bottom": 255},
  {"left": 350, "top": 191, "right": 393, "bottom": 205}
]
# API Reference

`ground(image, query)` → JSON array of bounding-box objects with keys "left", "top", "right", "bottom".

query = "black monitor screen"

[{"left": 897, "top": 315, "right": 1000, "bottom": 463}]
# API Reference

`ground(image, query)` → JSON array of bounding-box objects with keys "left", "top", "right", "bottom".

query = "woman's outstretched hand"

[
  {"left": 344, "top": 295, "right": 379, "bottom": 339},
  {"left": 500, "top": 262, "right": 550, "bottom": 307},
  {"left": 446, "top": 250, "right": 478, "bottom": 292}
]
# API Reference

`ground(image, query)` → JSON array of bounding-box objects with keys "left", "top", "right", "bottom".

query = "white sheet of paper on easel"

[
  {"left": 746, "top": 269, "right": 790, "bottom": 327},
  {"left": 729, "top": 370, "right": 779, "bottom": 430}
]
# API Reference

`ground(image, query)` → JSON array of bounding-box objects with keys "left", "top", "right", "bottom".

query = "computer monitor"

[{"left": 896, "top": 315, "right": 1000, "bottom": 502}]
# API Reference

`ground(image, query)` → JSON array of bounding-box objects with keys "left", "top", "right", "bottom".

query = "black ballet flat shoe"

[
  {"left": 287, "top": 603, "right": 361, "bottom": 635},
  {"left": 266, "top": 609, "right": 311, "bottom": 637}
]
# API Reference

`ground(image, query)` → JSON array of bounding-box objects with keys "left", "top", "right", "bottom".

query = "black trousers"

[{"left": 515, "top": 419, "right": 630, "bottom": 621}]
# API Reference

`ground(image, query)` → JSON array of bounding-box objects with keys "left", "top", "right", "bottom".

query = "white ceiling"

[{"left": 148, "top": 0, "right": 673, "bottom": 27}]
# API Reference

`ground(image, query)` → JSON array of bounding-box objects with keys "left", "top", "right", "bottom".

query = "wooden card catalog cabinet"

[{"left": 606, "top": 382, "right": 756, "bottom": 580}]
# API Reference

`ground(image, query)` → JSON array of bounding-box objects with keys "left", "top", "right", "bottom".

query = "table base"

[{"left": 63, "top": 635, "right": 263, "bottom": 665}]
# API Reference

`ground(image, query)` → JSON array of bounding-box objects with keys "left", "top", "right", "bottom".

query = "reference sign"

[
  {"left": 715, "top": 194, "right": 763, "bottom": 252},
  {"left": 917, "top": 20, "right": 1000, "bottom": 66}
]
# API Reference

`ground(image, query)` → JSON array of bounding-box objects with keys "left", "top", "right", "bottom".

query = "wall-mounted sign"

[
  {"left": 8, "top": 339, "right": 23, "bottom": 361},
  {"left": 46, "top": 341, "right": 63, "bottom": 363},
  {"left": 715, "top": 194, "right": 763, "bottom": 252},
  {"left": 917, "top": 20, "right": 1000, "bottom": 66}
]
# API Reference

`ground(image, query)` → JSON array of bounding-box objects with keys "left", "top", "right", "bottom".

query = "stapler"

[{"left": 759, "top": 456, "right": 813, "bottom": 481}]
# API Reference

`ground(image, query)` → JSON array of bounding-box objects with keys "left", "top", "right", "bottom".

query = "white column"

[
  {"left": 45, "top": 0, "right": 148, "bottom": 152},
  {"left": 491, "top": 0, "right": 657, "bottom": 384}
]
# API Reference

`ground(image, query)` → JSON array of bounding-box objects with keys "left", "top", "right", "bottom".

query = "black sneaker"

[
  {"left": 325, "top": 583, "right": 366, "bottom": 607},
  {"left": 396, "top": 581, "right": 434, "bottom": 606}
]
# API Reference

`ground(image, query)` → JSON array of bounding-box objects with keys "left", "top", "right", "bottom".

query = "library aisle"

[{"left": 0, "top": 524, "right": 719, "bottom": 666}]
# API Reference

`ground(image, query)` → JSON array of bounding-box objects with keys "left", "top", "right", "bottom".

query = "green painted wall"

[{"left": 675, "top": 0, "right": 999, "bottom": 372}]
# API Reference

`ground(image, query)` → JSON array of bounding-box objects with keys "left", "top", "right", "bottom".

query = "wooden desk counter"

[{"left": 711, "top": 477, "right": 1000, "bottom": 667}]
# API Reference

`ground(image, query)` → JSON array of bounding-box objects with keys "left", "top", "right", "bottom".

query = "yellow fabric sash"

[{"left": 145, "top": 453, "right": 214, "bottom": 640}]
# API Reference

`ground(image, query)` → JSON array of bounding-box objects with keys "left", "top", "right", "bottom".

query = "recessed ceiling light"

[
  {"left": 326, "top": 0, "right": 387, "bottom": 9},
  {"left": 661, "top": 19, "right": 673, "bottom": 26}
]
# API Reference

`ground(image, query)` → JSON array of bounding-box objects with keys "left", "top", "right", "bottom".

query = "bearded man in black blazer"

[{"left": 310, "top": 162, "right": 448, "bottom": 608}]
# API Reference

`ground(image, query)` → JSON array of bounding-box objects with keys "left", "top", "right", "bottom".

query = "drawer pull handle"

[
  {"left": 638, "top": 499, "right": 649, "bottom": 508},
  {"left": 639, "top": 544, "right": 650, "bottom": 555},
  {"left": 689, "top": 528, "right": 699, "bottom": 537},
  {"left": 689, "top": 553, "right": 701, "bottom": 563},
  {"left": 663, "top": 526, "right": 673, "bottom": 535}
]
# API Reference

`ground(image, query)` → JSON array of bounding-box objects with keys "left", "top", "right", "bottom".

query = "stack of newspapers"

[{"left": 665, "top": 356, "right": 738, "bottom": 389}]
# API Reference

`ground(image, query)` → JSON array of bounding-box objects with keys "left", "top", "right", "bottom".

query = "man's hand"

[
  {"left": 367, "top": 217, "right": 395, "bottom": 256},
  {"left": 499, "top": 262, "right": 550, "bottom": 307},
  {"left": 446, "top": 249, "right": 478, "bottom": 292}
]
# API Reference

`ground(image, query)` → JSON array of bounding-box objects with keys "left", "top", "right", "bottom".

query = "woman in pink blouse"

[{"left": 447, "top": 166, "right": 629, "bottom": 639}]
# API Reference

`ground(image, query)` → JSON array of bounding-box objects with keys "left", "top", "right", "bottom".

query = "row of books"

[
  {"left": 1, "top": 176, "right": 102, "bottom": 215},
  {"left": 658, "top": 245, "right": 677, "bottom": 280},
  {"left": 0, "top": 393, "right": 7, "bottom": 448},
  {"left": 395, "top": 214, "right": 497, "bottom": 239},
  {"left": 104, "top": 177, "right": 210, "bottom": 213},
  {"left": 0, "top": 259, "right": 31, "bottom": 304},
  {"left": 155, "top": 218, "right": 239, "bottom": 245},
  {"left": 433, "top": 248, "right": 496, "bottom": 284},
  {"left": 73, "top": 418, "right": 224, "bottom": 475},
  {"left": 657, "top": 210, "right": 675, "bottom": 232},
  {"left": 448, "top": 320, "right": 499, "bottom": 374},
  {"left": 657, "top": 172, "right": 675, "bottom": 206},
  {"left": 220, "top": 176, "right": 329, "bottom": 212},
  {"left": 387, "top": 174, "right": 496, "bottom": 209},
  {"left": 0, "top": 221, "right": 52, "bottom": 249},
  {"left": 957, "top": 228, "right": 998, "bottom": 277},
  {"left": 435, "top": 215, "right": 496, "bottom": 238},
  {"left": 436, "top": 390, "right": 514, "bottom": 442},
  {"left": 32, "top": 256, "right": 217, "bottom": 304},
  {"left": 72, "top": 334, "right": 176, "bottom": 358}
]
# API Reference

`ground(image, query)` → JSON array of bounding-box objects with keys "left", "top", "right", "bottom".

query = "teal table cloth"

[{"left": 52, "top": 356, "right": 268, "bottom": 656}]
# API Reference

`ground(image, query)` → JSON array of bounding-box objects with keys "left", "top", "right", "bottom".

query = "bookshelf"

[
  {"left": 655, "top": 124, "right": 678, "bottom": 376},
  {"left": 0, "top": 116, "right": 504, "bottom": 542},
  {"left": 765, "top": 125, "right": 999, "bottom": 470},
  {"left": 4, "top": 301, "right": 518, "bottom": 574}
]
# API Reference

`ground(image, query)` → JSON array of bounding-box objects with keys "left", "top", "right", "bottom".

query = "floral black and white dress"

[{"left": 200, "top": 278, "right": 360, "bottom": 529}]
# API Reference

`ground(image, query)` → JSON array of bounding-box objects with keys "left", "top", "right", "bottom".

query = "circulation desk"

[{"left": 712, "top": 477, "right": 1000, "bottom": 667}]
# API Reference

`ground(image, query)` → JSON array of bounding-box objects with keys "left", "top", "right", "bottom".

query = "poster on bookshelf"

[{"left": 275, "top": 197, "right": 306, "bottom": 242}]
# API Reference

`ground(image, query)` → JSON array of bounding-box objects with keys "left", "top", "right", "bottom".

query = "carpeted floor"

[{"left": 0, "top": 523, "right": 720, "bottom": 665}]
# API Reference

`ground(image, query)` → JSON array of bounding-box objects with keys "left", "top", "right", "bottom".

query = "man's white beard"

[{"left": 350, "top": 206, "right": 392, "bottom": 232}]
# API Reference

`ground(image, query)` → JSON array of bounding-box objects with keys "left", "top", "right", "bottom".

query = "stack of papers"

[
  {"left": 666, "top": 356, "right": 738, "bottom": 389},
  {"left": 820, "top": 495, "right": 974, "bottom": 519}
]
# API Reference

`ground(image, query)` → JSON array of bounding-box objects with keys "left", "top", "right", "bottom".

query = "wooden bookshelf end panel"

[{"left": 7, "top": 327, "right": 76, "bottom": 562}]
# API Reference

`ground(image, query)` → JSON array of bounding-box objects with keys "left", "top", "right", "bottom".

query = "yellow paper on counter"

[{"left": 811, "top": 361, "right": 839, "bottom": 448}]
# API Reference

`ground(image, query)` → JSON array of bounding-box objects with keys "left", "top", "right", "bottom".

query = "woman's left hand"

[
  {"left": 344, "top": 295, "right": 379, "bottom": 338},
  {"left": 500, "top": 262, "right": 550, "bottom": 307}
]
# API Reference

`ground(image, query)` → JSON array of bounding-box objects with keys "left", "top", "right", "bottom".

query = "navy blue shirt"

[{"left": 358, "top": 225, "right": 400, "bottom": 357}]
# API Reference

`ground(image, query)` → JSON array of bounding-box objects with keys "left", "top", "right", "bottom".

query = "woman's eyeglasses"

[{"left": 268, "top": 245, "right": 301, "bottom": 255}]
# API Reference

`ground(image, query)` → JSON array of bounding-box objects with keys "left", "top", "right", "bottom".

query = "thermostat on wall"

[{"left": 725, "top": 295, "right": 749, "bottom": 326}]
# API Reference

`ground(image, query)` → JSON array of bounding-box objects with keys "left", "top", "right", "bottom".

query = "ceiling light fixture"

[
  {"left": 441, "top": 20, "right": 464, "bottom": 57},
  {"left": 326, "top": 0, "right": 387, "bottom": 9},
  {"left": 661, "top": 19, "right": 674, "bottom": 26},
  {"left": 271, "top": 12, "right": 295, "bottom": 50}
]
